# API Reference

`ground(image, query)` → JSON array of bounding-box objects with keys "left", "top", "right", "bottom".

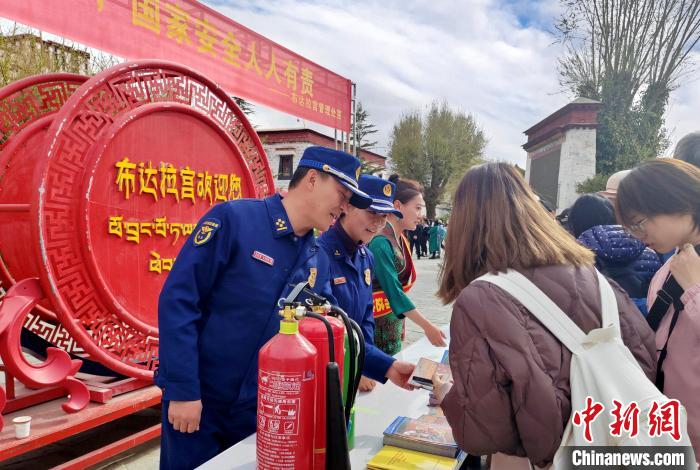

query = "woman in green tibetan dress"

[{"left": 368, "top": 174, "right": 447, "bottom": 355}]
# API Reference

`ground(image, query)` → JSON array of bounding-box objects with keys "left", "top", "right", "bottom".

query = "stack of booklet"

[
  {"left": 367, "top": 350, "right": 467, "bottom": 469},
  {"left": 383, "top": 415, "right": 459, "bottom": 457},
  {"left": 366, "top": 446, "right": 467, "bottom": 470},
  {"left": 366, "top": 414, "right": 467, "bottom": 469}
]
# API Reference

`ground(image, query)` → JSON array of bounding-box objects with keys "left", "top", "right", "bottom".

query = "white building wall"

[
  {"left": 556, "top": 128, "right": 597, "bottom": 210},
  {"left": 262, "top": 142, "right": 313, "bottom": 191},
  {"left": 263, "top": 142, "right": 388, "bottom": 191},
  {"left": 525, "top": 155, "right": 532, "bottom": 183}
]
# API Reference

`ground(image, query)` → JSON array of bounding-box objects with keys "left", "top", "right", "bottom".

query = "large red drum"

[
  {"left": 0, "top": 73, "right": 87, "bottom": 326},
  {"left": 0, "top": 61, "right": 273, "bottom": 379}
]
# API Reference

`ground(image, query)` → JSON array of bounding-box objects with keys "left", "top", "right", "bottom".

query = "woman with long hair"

[
  {"left": 616, "top": 158, "right": 700, "bottom": 458},
  {"left": 367, "top": 174, "right": 447, "bottom": 355},
  {"left": 433, "top": 163, "right": 656, "bottom": 468}
]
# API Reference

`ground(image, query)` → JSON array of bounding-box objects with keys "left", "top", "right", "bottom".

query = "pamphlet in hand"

[
  {"left": 382, "top": 415, "right": 460, "bottom": 458},
  {"left": 409, "top": 357, "right": 452, "bottom": 391}
]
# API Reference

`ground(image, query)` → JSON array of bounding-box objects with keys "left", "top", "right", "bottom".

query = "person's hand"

[
  {"left": 386, "top": 360, "right": 416, "bottom": 390},
  {"left": 168, "top": 400, "right": 202, "bottom": 433},
  {"left": 423, "top": 322, "right": 447, "bottom": 347},
  {"left": 430, "top": 372, "right": 454, "bottom": 405},
  {"left": 670, "top": 243, "right": 700, "bottom": 291},
  {"left": 359, "top": 376, "right": 377, "bottom": 392}
]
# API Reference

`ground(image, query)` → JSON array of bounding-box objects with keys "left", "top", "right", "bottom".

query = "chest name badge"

[
  {"left": 333, "top": 277, "right": 347, "bottom": 285},
  {"left": 193, "top": 218, "right": 221, "bottom": 246},
  {"left": 252, "top": 250, "right": 274, "bottom": 266},
  {"left": 308, "top": 267, "right": 317, "bottom": 288},
  {"left": 364, "top": 268, "right": 371, "bottom": 285}
]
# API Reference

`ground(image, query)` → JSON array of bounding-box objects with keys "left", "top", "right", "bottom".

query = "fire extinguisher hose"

[
  {"left": 347, "top": 318, "right": 366, "bottom": 416},
  {"left": 329, "top": 305, "right": 365, "bottom": 426},
  {"left": 305, "top": 312, "right": 336, "bottom": 363},
  {"left": 305, "top": 312, "right": 351, "bottom": 470}
]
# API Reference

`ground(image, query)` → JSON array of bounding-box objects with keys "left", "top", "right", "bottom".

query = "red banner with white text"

[{"left": 0, "top": 0, "right": 351, "bottom": 131}]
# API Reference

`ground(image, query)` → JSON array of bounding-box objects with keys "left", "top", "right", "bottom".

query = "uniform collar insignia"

[
  {"left": 275, "top": 218, "right": 288, "bottom": 231},
  {"left": 266, "top": 194, "right": 293, "bottom": 238}
]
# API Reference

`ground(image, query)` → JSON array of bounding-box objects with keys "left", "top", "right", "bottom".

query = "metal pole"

[{"left": 335, "top": 128, "right": 338, "bottom": 150}]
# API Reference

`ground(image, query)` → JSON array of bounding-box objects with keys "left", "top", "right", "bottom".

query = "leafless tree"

[{"left": 557, "top": 0, "right": 700, "bottom": 174}]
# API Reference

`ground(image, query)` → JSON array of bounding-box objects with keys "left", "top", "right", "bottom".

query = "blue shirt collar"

[
  {"left": 265, "top": 194, "right": 320, "bottom": 255},
  {"left": 265, "top": 193, "right": 295, "bottom": 239},
  {"left": 324, "top": 223, "right": 366, "bottom": 261}
]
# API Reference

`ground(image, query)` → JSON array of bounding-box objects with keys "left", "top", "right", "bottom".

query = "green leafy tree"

[
  {"left": 576, "top": 172, "right": 608, "bottom": 193},
  {"left": 556, "top": 0, "right": 700, "bottom": 188},
  {"left": 0, "top": 26, "right": 120, "bottom": 87},
  {"left": 354, "top": 101, "right": 383, "bottom": 173},
  {"left": 360, "top": 160, "right": 384, "bottom": 175},
  {"left": 389, "top": 101, "right": 486, "bottom": 219},
  {"left": 355, "top": 101, "right": 378, "bottom": 152}
]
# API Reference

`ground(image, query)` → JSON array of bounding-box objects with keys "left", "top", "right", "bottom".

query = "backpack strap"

[
  {"left": 646, "top": 273, "right": 685, "bottom": 331},
  {"left": 596, "top": 270, "right": 621, "bottom": 333},
  {"left": 476, "top": 270, "right": 585, "bottom": 355}
]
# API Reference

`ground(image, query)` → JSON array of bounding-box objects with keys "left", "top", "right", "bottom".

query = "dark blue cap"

[
  {"left": 298, "top": 146, "right": 371, "bottom": 209},
  {"left": 359, "top": 175, "right": 403, "bottom": 218}
]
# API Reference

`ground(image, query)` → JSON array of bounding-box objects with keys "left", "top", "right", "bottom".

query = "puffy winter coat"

[{"left": 578, "top": 225, "right": 662, "bottom": 313}]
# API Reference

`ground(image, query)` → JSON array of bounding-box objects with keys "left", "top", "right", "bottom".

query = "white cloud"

[
  {"left": 664, "top": 51, "right": 700, "bottom": 156},
  {"left": 205, "top": 0, "right": 571, "bottom": 166}
]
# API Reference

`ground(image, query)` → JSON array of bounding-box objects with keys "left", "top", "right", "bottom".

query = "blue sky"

[{"left": 202, "top": 0, "right": 700, "bottom": 167}]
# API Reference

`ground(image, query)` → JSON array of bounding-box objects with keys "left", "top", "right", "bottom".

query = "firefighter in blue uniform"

[
  {"left": 156, "top": 146, "right": 372, "bottom": 470},
  {"left": 318, "top": 175, "right": 416, "bottom": 392}
]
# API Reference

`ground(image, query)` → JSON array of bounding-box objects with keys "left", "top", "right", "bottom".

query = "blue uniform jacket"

[
  {"left": 156, "top": 194, "right": 335, "bottom": 408},
  {"left": 318, "top": 225, "right": 395, "bottom": 383}
]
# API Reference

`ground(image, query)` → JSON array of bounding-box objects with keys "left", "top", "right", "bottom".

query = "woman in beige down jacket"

[{"left": 433, "top": 163, "right": 657, "bottom": 468}]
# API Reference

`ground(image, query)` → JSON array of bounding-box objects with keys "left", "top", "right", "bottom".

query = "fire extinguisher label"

[{"left": 257, "top": 369, "right": 313, "bottom": 469}]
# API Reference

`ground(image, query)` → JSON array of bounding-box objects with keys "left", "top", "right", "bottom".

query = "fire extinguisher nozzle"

[{"left": 325, "top": 362, "right": 351, "bottom": 470}]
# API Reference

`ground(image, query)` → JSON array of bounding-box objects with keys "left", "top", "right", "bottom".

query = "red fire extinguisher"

[
  {"left": 256, "top": 303, "right": 317, "bottom": 470},
  {"left": 257, "top": 282, "right": 359, "bottom": 470},
  {"left": 299, "top": 302, "right": 345, "bottom": 470}
]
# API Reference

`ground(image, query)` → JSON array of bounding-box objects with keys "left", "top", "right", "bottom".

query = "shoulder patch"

[{"left": 193, "top": 218, "right": 221, "bottom": 246}]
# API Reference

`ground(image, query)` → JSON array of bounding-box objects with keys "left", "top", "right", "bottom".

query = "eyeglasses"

[{"left": 626, "top": 218, "right": 648, "bottom": 236}]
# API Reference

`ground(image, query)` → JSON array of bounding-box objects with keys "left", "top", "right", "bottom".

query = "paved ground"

[
  {"left": 10, "top": 256, "right": 449, "bottom": 469},
  {"left": 403, "top": 256, "right": 451, "bottom": 346}
]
